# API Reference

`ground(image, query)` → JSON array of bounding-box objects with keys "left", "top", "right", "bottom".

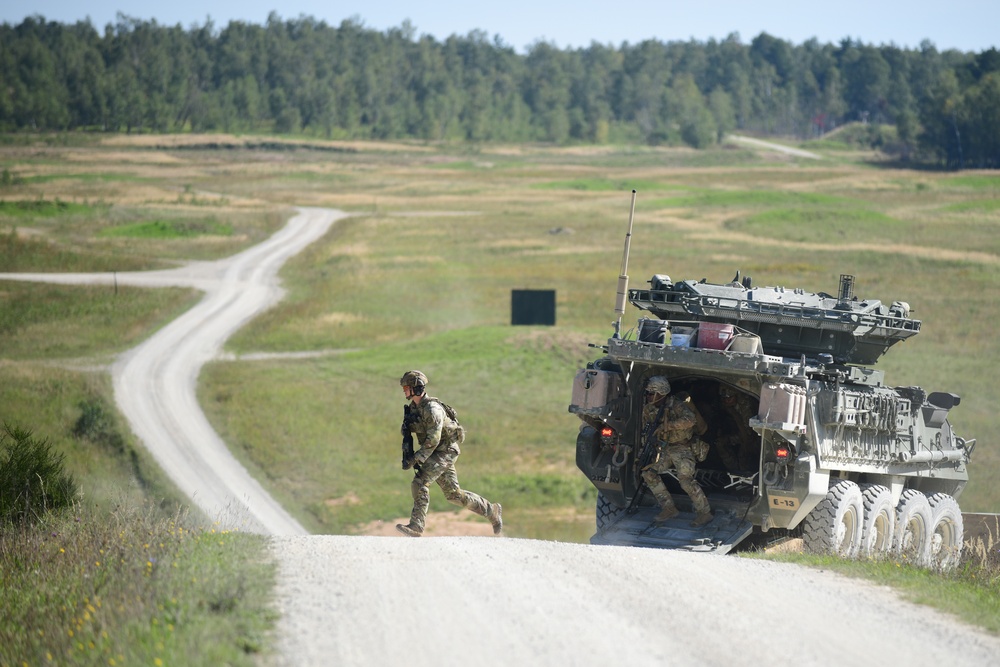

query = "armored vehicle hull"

[{"left": 570, "top": 208, "right": 974, "bottom": 566}]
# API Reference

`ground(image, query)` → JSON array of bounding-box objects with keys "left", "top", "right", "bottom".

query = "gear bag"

[
  {"left": 428, "top": 398, "right": 465, "bottom": 444},
  {"left": 440, "top": 401, "right": 460, "bottom": 424},
  {"left": 692, "top": 438, "right": 709, "bottom": 462}
]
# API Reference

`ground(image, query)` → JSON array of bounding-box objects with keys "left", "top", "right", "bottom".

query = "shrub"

[
  {"left": 0, "top": 423, "right": 78, "bottom": 525},
  {"left": 73, "top": 398, "right": 125, "bottom": 454}
]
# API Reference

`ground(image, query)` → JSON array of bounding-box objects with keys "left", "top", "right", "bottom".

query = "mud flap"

[{"left": 590, "top": 506, "right": 753, "bottom": 554}]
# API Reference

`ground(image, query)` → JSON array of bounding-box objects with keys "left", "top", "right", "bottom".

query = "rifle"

[
  {"left": 401, "top": 404, "right": 421, "bottom": 472},
  {"left": 626, "top": 398, "right": 669, "bottom": 515}
]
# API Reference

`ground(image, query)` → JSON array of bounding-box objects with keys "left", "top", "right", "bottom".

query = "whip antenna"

[{"left": 613, "top": 189, "right": 637, "bottom": 338}]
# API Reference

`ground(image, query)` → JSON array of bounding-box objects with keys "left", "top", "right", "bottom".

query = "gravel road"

[
  {"left": 271, "top": 535, "right": 1000, "bottom": 667},
  {"left": 1, "top": 206, "right": 346, "bottom": 534},
  {"left": 4, "top": 206, "right": 999, "bottom": 666},
  {"left": 729, "top": 134, "right": 822, "bottom": 159}
]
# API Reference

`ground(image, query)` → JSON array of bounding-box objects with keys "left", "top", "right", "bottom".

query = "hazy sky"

[{"left": 4, "top": 1, "right": 997, "bottom": 53}]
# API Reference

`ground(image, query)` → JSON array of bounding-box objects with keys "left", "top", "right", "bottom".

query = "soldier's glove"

[
  {"left": 413, "top": 449, "right": 430, "bottom": 466},
  {"left": 402, "top": 455, "right": 416, "bottom": 470}
]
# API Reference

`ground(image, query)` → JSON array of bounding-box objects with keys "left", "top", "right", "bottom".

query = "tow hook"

[{"left": 612, "top": 444, "right": 630, "bottom": 468}]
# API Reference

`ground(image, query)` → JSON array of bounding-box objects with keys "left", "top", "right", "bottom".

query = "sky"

[{"left": 3, "top": 1, "right": 997, "bottom": 54}]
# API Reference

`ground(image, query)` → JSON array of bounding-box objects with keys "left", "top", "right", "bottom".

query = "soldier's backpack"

[
  {"left": 440, "top": 401, "right": 460, "bottom": 424},
  {"left": 428, "top": 398, "right": 465, "bottom": 443}
]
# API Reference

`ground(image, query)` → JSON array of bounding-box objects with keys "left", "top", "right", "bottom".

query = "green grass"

[
  {"left": 0, "top": 191, "right": 290, "bottom": 270},
  {"left": 23, "top": 172, "right": 149, "bottom": 185},
  {"left": 199, "top": 325, "right": 597, "bottom": 537},
  {"left": 0, "top": 199, "right": 101, "bottom": 217},
  {"left": 0, "top": 369, "right": 186, "bottom": 513},
  {"left": 0, "top": 315, "right": 266, "bottom": 667},
  {"left": 1, "top": 229, "right": 182, "bottom": 272},
  {"left": 0, "top": 502, "right": 275, "bottom": 667},
  {"left": 0, "top": 132, "right": 102, "bottom": 147},
  {"left": 732, "top": 207, "right": 902, "bottom": 243},
  {"left": 0, "top": 282, "right": 200, "bottom": 359},
  {"left": 943, "top": 199, "right": 1000, "bottom": 213},
  {"left": 650, "top": 189, "right": 850, "bottom": 208},
  {"left": 207, "top": 143, "right": 1000, "bottom": 517},
  {"left": 100, "top": 218, "right": 234, "bottom": 239},
  {"left": 745, "top": 548, "right": 1000, "bottom": 634},
  {"left": 942, "top": 174, "right": 1000, "bottom": 190},
  {"left": 535, "top": 177, "right": 686, "bottom": 192}
]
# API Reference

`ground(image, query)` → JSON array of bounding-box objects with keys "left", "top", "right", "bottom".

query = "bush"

[
  {"left": 0, "top": 423, "right": 78, "bottom": 525},
  {"left": 73, "top": 398, "right": 125, "bottom": 454}
]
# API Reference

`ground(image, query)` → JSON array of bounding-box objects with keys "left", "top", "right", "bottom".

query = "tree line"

[{"left": 2, "top": 13, "right": 998, "bottom": 168}]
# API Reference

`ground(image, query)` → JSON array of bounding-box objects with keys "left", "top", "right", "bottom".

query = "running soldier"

[{"left": 396, "top": 370, "right": 503, "bottom": 537}]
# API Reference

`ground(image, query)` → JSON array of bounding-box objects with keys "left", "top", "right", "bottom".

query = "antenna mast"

[{"left": 613, "top": 190, "right": 637, "bottom": 338}]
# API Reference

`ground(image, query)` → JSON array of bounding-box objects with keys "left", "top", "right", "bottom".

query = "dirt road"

[
  {"left": 729, "top": 134, "right": 822, "bottom": 159},
  {"left": 1, "top": 206, "right": 347, "bottom": 534},
  {"left": 270, "top": 535, "right": 1000, "bottom": 667},
  {"left": 5, "top": 206, "right": 999, "bottom": 666}
]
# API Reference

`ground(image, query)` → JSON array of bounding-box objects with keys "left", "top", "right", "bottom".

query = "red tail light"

[
  {"left": 775, "top": 445, "right": 790, "bottom": 461},
  {"left": 601, "top": 427, "right": 614, "bottom": 438}
]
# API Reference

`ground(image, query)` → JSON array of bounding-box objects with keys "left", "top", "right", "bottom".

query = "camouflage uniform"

[
  {"left": 404, "top": 396, "right": 500, "bottom": 534},
  {"left": 720, "top": 386, "right": 758, "bottom": 472},
  {"left": 641, "top": 396, "right": 712, "bottom": 518}
]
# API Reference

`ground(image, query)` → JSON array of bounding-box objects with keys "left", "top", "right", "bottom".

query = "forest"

[{"left": 2, "top": 13, "right": 999, "bottom": 168}]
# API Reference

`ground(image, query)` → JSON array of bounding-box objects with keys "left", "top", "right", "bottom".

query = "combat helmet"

[
  {"left": 646, "top": 376, "right": 671, "bottom": 395},
  {"left": 400, "top": 370, "right": 428, "bottom": 392}
]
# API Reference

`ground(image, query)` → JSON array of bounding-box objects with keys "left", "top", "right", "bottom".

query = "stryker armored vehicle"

[{"left": 569, "top": 192, "right": 974, "bottom": 567}]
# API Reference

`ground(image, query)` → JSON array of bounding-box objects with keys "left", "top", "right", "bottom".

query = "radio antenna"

[{"left": 613, "top": 189, "right": 637, "bottom": 338}]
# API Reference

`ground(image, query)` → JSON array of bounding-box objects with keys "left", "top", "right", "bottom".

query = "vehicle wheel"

[
  {"left": 859, "top": 484, "right": 895, "bottom": 559},
  {"left": 596, "top": 491, "right": 625, "bottom": 531},
  {"left": 927, "top": 493, "right": 964, "bottom": 571},
  {"left": 894, "top": 489, "right": 933, "bottom": 566},
  {"left": 803, "top": 480, "right": 864, "bottom": 558}
]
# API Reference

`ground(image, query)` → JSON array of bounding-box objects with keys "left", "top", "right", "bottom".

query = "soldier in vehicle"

[
  {"left": 396, "top": 370, "right": 503, "bottom": 537},
  {"left": 718, "top": 384, "right": 758, "bottom": 472},
  {"left": 641, "top": 376, "right": 713, "bottom": 527}
]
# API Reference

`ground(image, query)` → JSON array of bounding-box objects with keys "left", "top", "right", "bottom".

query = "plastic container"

[
  {"left": 670, "top": 327, "right": 695, "bottom": 348},
  {"left": 758, "top": 383, "right": 806, "bottom": 426},
  {"left": 697, "top": 322, "right": 735, "bottom": 350},
  {"left": 571, "top": 369, "right": 623, "bottom": 411},
  {"left": 638, "top": 318, "right": 669, "bottom": 345},
  {"left": 728, "top": 334, "right": 762, "bottom": 354},
  {"left": 758, "top": 383, "right": 793, "bottom": 423}
]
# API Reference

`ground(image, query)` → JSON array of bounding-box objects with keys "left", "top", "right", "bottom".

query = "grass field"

[
  {"left": 1, "top": 134, "right": 999, "bottom": 656},
  {"left": 2, "top": 134, "right": 998, "bottom": 532}
]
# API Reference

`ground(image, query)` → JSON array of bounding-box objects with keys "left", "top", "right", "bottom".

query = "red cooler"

[{"left": 697, "top": 322, "right": 735, "bottom": 350}]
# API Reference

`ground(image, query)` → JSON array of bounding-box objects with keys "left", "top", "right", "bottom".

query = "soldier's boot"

[
  {"left": 685, "top": 482, "right": 713, "bottom": 527},
  {"left": 653, "top": 502, "right": 679, "bottom": 523},
  {"left": 690, "top": 511, "right": 714, "bottom": 527},
  {"left": 488, "top": 503, "right": 503, "bottom": 535},
  {"left": 395, "top": 523, "right": 423, "bottom": 537}
]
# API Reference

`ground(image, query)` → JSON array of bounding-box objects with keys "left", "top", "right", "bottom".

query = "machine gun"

[
  {"left": 625, "top": 398, "right": 669, "bottom": 515},
  {"left": 401, "top": 404, "right": 421, "bottom": 472}
]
